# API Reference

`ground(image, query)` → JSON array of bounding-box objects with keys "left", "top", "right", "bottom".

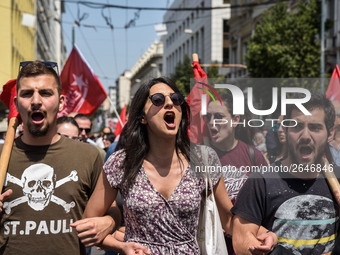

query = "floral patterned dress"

[{"left": 103, "top": 146, "right": 221, "bottom": 255}]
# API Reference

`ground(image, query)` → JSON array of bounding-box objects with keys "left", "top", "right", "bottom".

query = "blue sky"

[{"left": 62, "top": 1, "right": 171, "bottom": 91}]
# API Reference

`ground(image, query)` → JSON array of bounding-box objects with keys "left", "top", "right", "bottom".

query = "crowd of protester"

[{"left": 0, "top": 60, "right": 340, "bottom": 255}]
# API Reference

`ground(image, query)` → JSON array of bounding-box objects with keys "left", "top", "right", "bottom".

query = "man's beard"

[
  {"left": 288, "top": 140, "right": 326, "bottom": 166},
  {"left": 27, "top": 122, "right": 50, "bottom": 137}
]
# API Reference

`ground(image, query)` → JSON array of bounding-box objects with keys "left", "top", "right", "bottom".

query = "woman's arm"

[
  {"left": 233, "top": 215, "right": 262, "bottom": 255},
  {"left": 233, "top": 216, "right": 278, "bottom": 255},
  {"left": 213, "top": 177, "right": 233, "bottom": 235},
  {"left": 84, "top": 170, "right": 118, "bottom": 218},
  {"left": 72, "top": 170, "right": 119, "bottom": 247},
  {"left": 214, "top": 177, "right": 278, "bottom": 254},
  {"left": 71, "top": 200, "right": 121, "bottom": 247}
]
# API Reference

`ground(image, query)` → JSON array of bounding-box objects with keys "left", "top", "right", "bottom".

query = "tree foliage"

[
  {"left": 246, "top": 0, "right": 321, "bottom": 78},
  {"left": 170, "top": 55, "right": 193, "bottom": 95}
]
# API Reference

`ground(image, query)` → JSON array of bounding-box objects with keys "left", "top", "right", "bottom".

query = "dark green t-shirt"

[{"left": 0, "top": 136, "right": 103, "bottom": 255}]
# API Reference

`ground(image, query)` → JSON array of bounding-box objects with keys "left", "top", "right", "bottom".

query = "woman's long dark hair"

[{"left": 123, "top": 77, "right": 191, "bottom": 186}]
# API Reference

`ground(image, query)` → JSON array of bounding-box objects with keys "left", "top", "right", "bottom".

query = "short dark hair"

[
  {"left": 103, "top": 127, "right": 112, "bottom": 133},
  {"left": 286, "top": 90, "right": 335, "bottom": 135},
  {"left": 74, "top": 113, "right": 92, "bottom": 129},
  {"left": 57, "top": 116, "right": 80, "bottom": 134},
  {"left": 17, "top": 61, "right": 61, "bottom": 95},
  {"left": 104, "top": 133, "right": 116, "bottom": 143}
]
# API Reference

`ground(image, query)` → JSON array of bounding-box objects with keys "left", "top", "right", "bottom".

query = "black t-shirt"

[
  {"left": 231, "top": 161, "right": 339, "bottom": 255},
  {"left": 0, "top": 136, "right": 103, "bottom": 255}
]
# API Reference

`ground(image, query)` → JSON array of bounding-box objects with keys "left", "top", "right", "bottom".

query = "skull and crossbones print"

[{"left": 3, "top": 163, "right": 78, "bottom": 214}]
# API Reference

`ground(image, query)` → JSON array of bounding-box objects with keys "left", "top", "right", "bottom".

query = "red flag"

[
  {"left": 326, "top": 65, "right": 340, "bottom": 101},
  {"left": 0, "top": 79, "right": 21, "bottom": 124},
  {"left": 188, "top": 60, "right": 209, "bottom": 144},
  {"left": 59, "top": 45, "right": 107, "bottom": 116},
  {"left": 114, "top": 105, "right": 126, "bottom": 136}
]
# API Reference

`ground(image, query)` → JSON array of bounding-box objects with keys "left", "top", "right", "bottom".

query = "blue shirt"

[
  {"left": 329, "top": 143, "right": 340, "bottom": 166},
  {"left": 104, "top": 142, "right": 118, "bottom": 162}
]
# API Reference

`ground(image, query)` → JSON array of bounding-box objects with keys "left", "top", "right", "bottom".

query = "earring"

[{"left": 140, "top": 116, "right": 146, "bottom": 124}]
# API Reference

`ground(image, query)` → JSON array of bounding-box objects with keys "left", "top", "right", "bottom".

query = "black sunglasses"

[
  {"left": 149, "top": 92, "right": 184, "bottom": 107},
  {"left": 79, "top": 128, "right": 91, "bottom": 134},
  {"left": 19, "top": 61, "right": 59, "bottom": 74}
]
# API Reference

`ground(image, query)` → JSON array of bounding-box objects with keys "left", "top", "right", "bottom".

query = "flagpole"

[
  {"left": 0, "top": 117, "right": 18, "bottom": 192},
  {"left": 72, "top": 24, "right": 76, "bottom": 46},
  {"left": 107, "top": 97, "right": 124, "bottom": 127}
]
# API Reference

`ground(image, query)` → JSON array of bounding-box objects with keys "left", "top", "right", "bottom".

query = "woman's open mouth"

[{"left": 164, "top": 111, "right": 176, "bottom": 129}]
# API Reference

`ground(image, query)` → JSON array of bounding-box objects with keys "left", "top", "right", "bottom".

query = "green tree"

[
  {"left": 246, "top": 0, "right": 320, "bottom": 78},
  {"left": 170, "top": 55, "right": 194, "bottom": 95}
]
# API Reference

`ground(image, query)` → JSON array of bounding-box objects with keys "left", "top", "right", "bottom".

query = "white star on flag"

[
  {"left": 60, "top": 45, "right": 107, "bottom": 116},
  {"left": 71, "top": 74, "right": 88, "bottom": 91}
]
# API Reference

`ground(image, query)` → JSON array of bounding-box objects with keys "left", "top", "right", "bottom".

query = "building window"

[
  {"left": 195, "top": 32, "right": 199, "bottom": 53},
  {"left": 187, "top": 40, "right": 190, "bottom": 55},
  {"left": 201, "top": 27, "right": 204, "bottom": 63},
  {"left": 242, "top": 42, "right": 248, "bottom": 65},
  {"left": 232, "top": 47, "right": 237, "bottom": 64},
  {"left": 179, "top": 47, "right": 182, "bottom": 62},
  {"left": 191, "top": 36, "right": 194, "bottom": 56},
  {"left": 223, "top": 20, "right": 229, "bottom": 64}
]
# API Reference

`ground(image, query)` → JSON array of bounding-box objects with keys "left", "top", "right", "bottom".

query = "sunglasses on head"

[
  {"left": 19, "top": 61, "right": 59, "bottom": 74},
  {"left": 79, "top": 128, "right": 91, "bottom": 134},
  {"left": 149, "top": 92, "right": 184, "bottom": 107}
]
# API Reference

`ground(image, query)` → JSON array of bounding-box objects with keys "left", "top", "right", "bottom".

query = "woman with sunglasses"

[{"left": 77, "top": 77, "right": 236, "bottom": 254}]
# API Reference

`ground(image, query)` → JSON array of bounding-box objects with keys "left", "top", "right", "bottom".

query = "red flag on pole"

[
  {"left": 326, "top": 65, "right": 340, "bottom": 101},
  {"left": 114, "top": 105, "right": 126, "bottom": 136},
  {"left": 188, "top": 55, "right": 208, "bottom": 144},
  {"left": 0, "top": 79, "right": 21, "bottom": 124},
  {"left": 59, "top": 45, "right": 107, "bottom": 116}
]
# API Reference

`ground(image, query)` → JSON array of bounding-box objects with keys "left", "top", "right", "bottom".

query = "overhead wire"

[
  {"left": 104, "top": 0, "right": 119, "bottom": 77},
  {"left": 60, "top": 0, "right": 289, "bottom": 11},
  {"left": 61, "top": 6, "right": 221, "bottom": 31},
  {"left": 66, "top": 3, "right": 110, "bottom": 79},
  {"left": 60, "top": 0, "right": 291, "bottom": 81}
]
